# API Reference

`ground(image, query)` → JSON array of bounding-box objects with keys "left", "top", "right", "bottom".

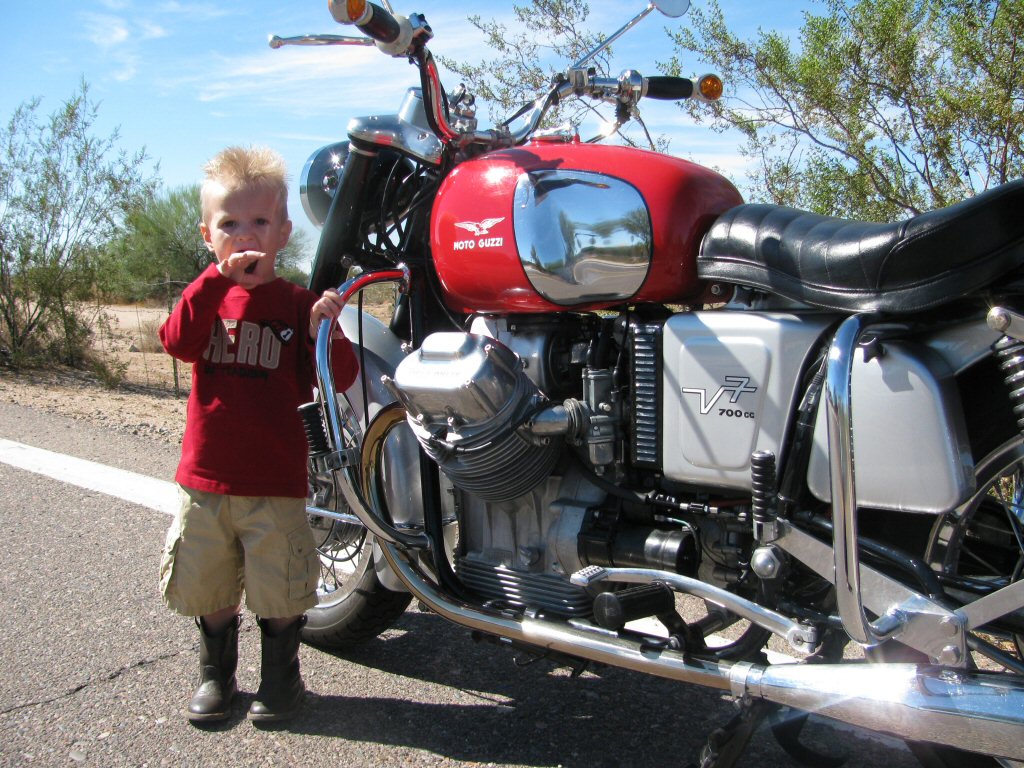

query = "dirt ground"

[
  {"left": 0, "top": 300, "right": 395, "bottom": 446},
  {"left": 0, "top": 305, "right": 188, "bottom": 445}
]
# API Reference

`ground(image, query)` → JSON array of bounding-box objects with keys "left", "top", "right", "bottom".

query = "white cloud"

[
  {"left": 187, "top": 44, "right": 418, "bottom": 118},
  {"left": 83, "top": 14, "right": 131, "bottom": 49},
  {"left": 139, "top": 21, "right": 169, "bottom": 40}
]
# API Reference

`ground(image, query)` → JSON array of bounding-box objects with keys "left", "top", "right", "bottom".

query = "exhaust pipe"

[
  {"left": 352, "top": 392, "right": 1024, "bottom": 760},
  {"left": 381, "top": 541, "right": 1024, "bottom": 762}
]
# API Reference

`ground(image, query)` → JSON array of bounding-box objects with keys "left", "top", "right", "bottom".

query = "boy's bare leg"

[{"left": 201, "top": 604, "right": 241, "bottom": 633}]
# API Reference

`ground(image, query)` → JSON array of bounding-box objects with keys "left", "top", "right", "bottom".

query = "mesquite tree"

[
  {"left": 664, "top": 0, "right": 1024, "bottom": 218},
  {"left": 438, "top": 0, "right": 669, "bottom": 150},
  {"left": 0, "top": 82, "right": 156, "bottom": 365}
]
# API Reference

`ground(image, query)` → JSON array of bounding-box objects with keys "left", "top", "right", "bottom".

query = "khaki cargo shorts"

[{"left": 160, "top": 485, "right": 319, "bottom": 618}]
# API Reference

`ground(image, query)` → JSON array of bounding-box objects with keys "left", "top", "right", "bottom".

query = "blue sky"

[{"left": 0, "top": 1, "right": 812, "bottom": 265}]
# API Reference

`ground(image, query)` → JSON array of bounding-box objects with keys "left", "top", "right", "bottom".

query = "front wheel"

[{"left": 302, "top": 483, "right": 411, "bottom": 648}]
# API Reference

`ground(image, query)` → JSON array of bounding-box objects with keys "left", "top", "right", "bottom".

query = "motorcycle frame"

[
  {"left": 290, "top": 5, "right": 1024, "bottom": 759},
  {"left": 305, "top": 274, "right": 1024, "bottom": 760}
]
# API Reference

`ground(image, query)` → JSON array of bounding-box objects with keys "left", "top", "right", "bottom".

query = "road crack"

[{"left": 0, "top": 647, "right": 188, "bottom": 715}]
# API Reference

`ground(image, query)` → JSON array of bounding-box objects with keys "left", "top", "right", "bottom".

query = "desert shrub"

[
  {"left": 88, "top": 352, "right": 129, "bottom": 389},
  {"left": 135, "top": 318, "right": 165, "bottom": 354}
]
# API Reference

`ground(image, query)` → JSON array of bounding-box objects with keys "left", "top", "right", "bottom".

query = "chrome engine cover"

[{"left": 384, "top": 332, "right": 562, "bottom": 502}]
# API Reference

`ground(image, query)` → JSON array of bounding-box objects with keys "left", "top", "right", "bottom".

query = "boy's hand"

[
  {"left": 216, "top": 251, "right": 265, "bottom": 288},
  {"left": 309, "top": 288, "right": 346, "bottom": 341}
]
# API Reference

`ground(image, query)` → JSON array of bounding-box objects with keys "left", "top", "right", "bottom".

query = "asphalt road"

[{"left": 0, "top": 400, "right": 922, "bottom": 768}]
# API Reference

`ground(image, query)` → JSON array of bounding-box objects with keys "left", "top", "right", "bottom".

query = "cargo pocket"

[
  {"left": 286, "top": 525, "right": 317, "bottom": 601},
  {"left": 159, "top": 516, "right": 183, "bottom": 603}
]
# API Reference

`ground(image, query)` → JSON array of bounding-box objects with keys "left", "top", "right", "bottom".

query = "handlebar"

[
  {"left": 327, "top": 0, "right": 424, "bottom": 56},
  {"left": 328, "top": 1, "right": 402, "bottom": 44},
  {"left": 279, "top": 2, "right": 721, "bottom": 152},
  {"left": 645, "top": 76, "right": 695, "bottom": 100}
]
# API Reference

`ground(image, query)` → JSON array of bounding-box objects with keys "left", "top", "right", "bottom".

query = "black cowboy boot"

[
  {"left": 187, "top": 615, "right": 240, "bottom": 722},
  {"left": 248, "top": 616, "right": 307, "bottom": 723}
]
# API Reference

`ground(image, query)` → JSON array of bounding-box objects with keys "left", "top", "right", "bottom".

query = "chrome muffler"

[
  {"left": 381, "top": 542, "right": 1024, "bottom": 761},
  {"left": 321, "top": 300, "right": 1024, "bottom": 762}
]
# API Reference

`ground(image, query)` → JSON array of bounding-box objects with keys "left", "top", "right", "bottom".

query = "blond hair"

[{"left": 200, "top": 145, "right": 289, "bottom": 222}]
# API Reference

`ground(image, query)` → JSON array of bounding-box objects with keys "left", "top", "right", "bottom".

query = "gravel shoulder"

[
  {"left": 1, "top": 304, "right": 189, "bottom": 446},
  {"left": 0, "top": 366, "right": 186, "bottom": 446}
]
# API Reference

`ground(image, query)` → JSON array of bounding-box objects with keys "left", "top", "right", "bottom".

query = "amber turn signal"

[
  {"left": 347, "top": 0, "right": 367, "bottom": 20},
  {"left": 697, "top": 74, "right": 724, "bottom": 101}
]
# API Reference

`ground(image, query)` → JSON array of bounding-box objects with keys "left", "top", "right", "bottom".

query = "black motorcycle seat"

[{"left": 697, "top": 178, "right": 1024, "bottom": 313}]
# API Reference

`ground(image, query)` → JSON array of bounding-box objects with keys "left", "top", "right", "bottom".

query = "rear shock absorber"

[
  {"left": 994, "top": 335, "right": 1024, "bottom": 437},
  {"left": 988, "top": 307, "right": 1024, "bottom": 439}
]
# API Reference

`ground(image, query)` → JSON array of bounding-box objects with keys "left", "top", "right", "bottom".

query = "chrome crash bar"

[
  {"left": 311, "top": 265, "right": 427, "bottom": 549},
  {"left": 823, "top": 313, "right": 907, "bottom": 646}
]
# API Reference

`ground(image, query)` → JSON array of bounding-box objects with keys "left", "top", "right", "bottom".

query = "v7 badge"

[{"left": 681, "top": 376, "right": 758, "bottom": 416}]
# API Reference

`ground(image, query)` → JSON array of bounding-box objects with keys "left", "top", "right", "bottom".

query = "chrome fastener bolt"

[
  {"left": 750, "top": 546, "right": 781, "bottom": 579},
  {"left": 940, "top": 615, "right": 963, "bottom": 637},
  {"left": 938, "top": 644, "right": 962, "bottom": 665}
]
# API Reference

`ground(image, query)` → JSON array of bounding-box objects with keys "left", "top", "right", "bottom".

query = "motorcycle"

[{"left": 271, "top": 2, "right": 1024, "bottom": 766}]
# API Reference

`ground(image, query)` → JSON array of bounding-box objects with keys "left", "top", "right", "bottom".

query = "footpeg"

[
  {"left": 593, "top": 582, "right": 675, "bottom": 631},
  {"left": 570, "top": 565, "right": 608, "bottom": 586}
]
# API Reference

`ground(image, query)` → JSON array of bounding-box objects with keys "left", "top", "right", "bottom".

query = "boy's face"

[{"left": 200, "top": 183, "right": 292, "bottom": 286}]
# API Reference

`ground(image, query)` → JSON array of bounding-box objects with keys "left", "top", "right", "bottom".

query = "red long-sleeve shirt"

[{"left": 160, "top": 264, "right": 358, "bottom": 497}]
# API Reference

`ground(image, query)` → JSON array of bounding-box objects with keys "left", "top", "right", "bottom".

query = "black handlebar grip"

[
  {"left": 359, "top": 2, "right": 401, "bottom": 44},
  {"left": 645, "top": 76, "right": 694, "bottom": 100}
]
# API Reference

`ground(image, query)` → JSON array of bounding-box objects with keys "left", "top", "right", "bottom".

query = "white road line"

[
  {"left": 0, "top": 436, "right": 794, "bottom": 659},
  {"left": 0, "top": 437, "right": 177, "bottom": 515}
]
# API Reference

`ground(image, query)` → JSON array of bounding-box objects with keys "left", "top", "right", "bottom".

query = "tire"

[
  {"left": 910, "top": 429, "right": 1024, "bottom": 768},
  {"left": 926, "top": 434, "right": 1024, "bottom": 665},
  {"left": 302, "top": 484, "right": 411, "bottom": 649}
]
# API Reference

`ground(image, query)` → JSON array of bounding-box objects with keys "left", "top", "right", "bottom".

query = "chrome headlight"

[{"left": 299, "top": 141, "right": 349, "bottom": 228}]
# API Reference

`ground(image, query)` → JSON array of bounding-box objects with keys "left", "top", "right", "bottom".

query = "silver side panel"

[
  {"left": 921, "top": 319, "right": 1001, "bottom": 375},
  {"left": 807, "top": 341, "right": 974, "bottom": 513},
  {"left": 662, "top": 312, "right": 834, "bottom": 490}
]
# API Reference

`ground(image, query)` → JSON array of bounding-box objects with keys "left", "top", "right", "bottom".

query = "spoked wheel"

[
  {"left": 911, "top": 436, "right": 1024, "bottom": 768},
  {"left": 927, "top": 437, "right": 1024, "bottom": 670},
  {"left": 302, "top": 475, "right": 411, "bottom": 648}
]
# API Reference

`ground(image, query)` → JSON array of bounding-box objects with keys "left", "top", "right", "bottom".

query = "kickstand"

[{"left": 689, "top": 699, "right": 774, "bottom": 768}]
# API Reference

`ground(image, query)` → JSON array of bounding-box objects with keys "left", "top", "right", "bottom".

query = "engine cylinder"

[{"left": 384, "top": 332, "right": 562, "bottom": 502}]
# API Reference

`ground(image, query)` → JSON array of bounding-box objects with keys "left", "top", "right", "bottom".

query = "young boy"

[{"left": 159, "top": 145, "right": 358, "bottom": 724}]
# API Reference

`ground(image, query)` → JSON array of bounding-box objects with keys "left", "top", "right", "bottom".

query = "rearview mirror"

[{"left": 654, "top": 0, "right": 690, "bottom": 18}]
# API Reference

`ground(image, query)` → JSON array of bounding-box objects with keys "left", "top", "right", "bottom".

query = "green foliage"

[
  {"left": 440, "top": 0, "right": 669, "bottom": 150},
  {"left": 106, "top": 185, "right": 311, "bottom": 301},
  {"left": 101, "top": 184, "right": 207, "bottom": 302},
  {"left": 277, "top": 227, "right": 312, "bottom": 286},
  {"left": 0, "top": 81, "right": 157, "bottom": 366},
  {"left": 664, "top": 0, "right": 1024, "bottom": 218}
]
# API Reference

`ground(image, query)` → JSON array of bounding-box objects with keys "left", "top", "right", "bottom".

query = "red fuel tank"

[{"left": 430, "top": 139, "right": 742, "bottom": 314}]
